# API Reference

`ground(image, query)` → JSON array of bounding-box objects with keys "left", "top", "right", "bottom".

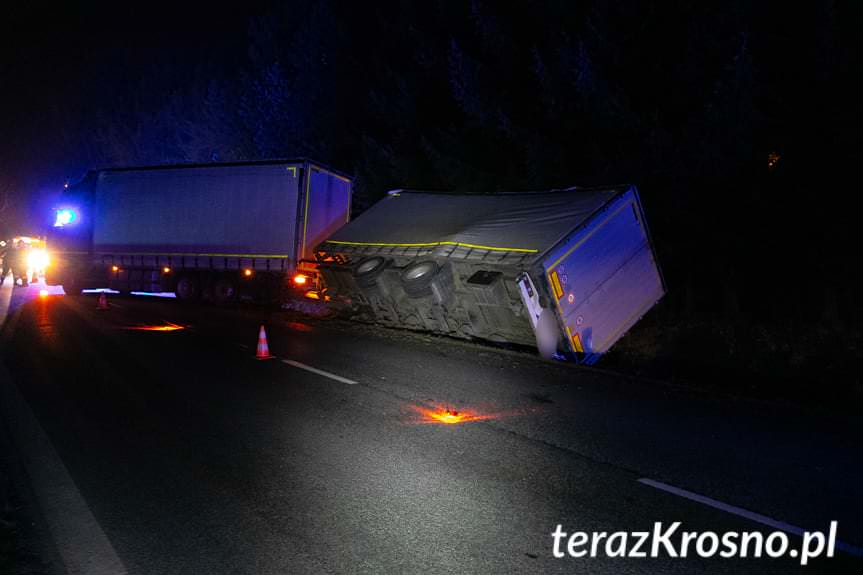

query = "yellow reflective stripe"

[
  {"left": 549, "top": 270, "right": 564, "bottom": 299},
  {"left": 547, "top": 200, "right": 634, "bottom": 271},
  {"left": 323, "top": 240, "right": 538, "bottom": 254},
  {"left": 564, "top": 325, "right": 574, "bottom": 351},
  {"left": 301, "top": 165, "right": 313, "bottom": 259},
  {"left": 571, "top": 332, "right": 585, "bottom": 353},
  {"left": 309, "top": 163, "right": 351, "bottom": 183}
]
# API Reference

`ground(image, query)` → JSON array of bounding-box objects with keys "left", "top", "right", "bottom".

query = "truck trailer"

[
  {"left": 47, "top": 159, "right": 352, "bottom": 303},
  {"left": 315, "top": 185, "right": 665, "bottom": 362}
]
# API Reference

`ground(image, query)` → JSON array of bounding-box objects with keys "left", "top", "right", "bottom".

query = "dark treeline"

[{"left": 2, "top": 1, "right": 860, "bottom": 387}]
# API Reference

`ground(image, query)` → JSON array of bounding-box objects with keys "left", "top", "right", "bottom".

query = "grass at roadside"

[{"left": 605, "top": 306, "right": 863, "bottom": 413}]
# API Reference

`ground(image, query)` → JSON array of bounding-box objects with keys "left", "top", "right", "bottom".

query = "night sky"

[
  {"left": 1, "top": 3, "right": 253, "bottom": 221},
  {"left": 2, "top": 1, "right": 861, "bottom": 331}
]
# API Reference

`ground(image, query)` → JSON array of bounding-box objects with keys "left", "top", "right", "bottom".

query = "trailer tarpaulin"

[
  {"left": 324, "top": 187, "right": 622, "bottom": 258},
  {"left": 93, "top": 165, "right": 301, "bottom": 256}
]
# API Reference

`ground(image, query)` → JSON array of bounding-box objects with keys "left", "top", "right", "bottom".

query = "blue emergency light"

[{"left": 54, "top": 208, "right": 78, "bottom": 227}]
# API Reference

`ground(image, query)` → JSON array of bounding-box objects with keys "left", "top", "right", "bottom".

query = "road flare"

[
  {"left": 125, "top": 322, "right": 185, "bottom": 332},
  {"left": 411, "top": 404, "right": 497, "bottom": 425}
]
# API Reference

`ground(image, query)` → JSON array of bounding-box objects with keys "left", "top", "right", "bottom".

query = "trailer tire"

[
  {"left": 175, "top": 274, "right": 200, "bottom": 302},
  {"left": 354, "top": 257, "right": 388, "bottom": 288},
  {"left": 212, "top": 278, "right": 237, "bottom": 305},
  {"left": 400, "top": 260, "right": 439, "bottom": 298}
]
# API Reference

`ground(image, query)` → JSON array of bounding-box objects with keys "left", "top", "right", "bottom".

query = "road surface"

[{"left": 1, "top": 284, "right": 861, "bottom": 573}]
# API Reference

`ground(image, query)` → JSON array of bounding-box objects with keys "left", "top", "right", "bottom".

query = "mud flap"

[{"left": 517, "top": 272, "right": 559, "bottom": 359}]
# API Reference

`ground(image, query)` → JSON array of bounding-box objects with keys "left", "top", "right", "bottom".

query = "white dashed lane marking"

[
  {"left": 638, "top": 478, "right": 863, "bottom": 556},
  {"left": 282, "top": 360, "right": 358, "bottom": 385}
]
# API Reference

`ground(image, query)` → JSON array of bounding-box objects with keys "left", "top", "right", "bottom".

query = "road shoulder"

[
  {"left": 0, "top": 383, "right": 62, "bottom": 575},
  {"left": 1, "top": 280, "right": 126, "bottom": 574}
]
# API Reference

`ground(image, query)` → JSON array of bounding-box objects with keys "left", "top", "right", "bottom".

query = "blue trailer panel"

[{"left": 542, "top": 188, "right": 664, "bottom": 362}]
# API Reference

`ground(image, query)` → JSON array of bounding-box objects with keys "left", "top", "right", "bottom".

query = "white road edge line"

[
  {"left": 0, "top": 363, "right": 128, "bottom": 574},
  {"left": 638, "top": 477, "right": 863, "bottom": 556},
  {"left": 282, "top": 360, "right": 358, "bottom": 385}
]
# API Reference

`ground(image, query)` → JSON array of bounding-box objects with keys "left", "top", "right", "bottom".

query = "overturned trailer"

[{"left": 316, "top": 185, "right": 665, "bottom": 362}]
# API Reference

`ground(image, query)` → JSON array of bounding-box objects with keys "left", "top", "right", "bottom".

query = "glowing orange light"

[
  {"left": 431, "top": 410, "right": 466, "bottom": 424},
  {"left": 163, "top": 267, "right": 171, "bottom": 273},
  {"left": 111, "top": 265, "right": 119, "bottom": 272},
  {"left": 125, "top": 322, "right": 185, "bottom": 332},
  {"left": 412, "top": 405, "right": 497, "bottom": 425},
  {"left": 286, "top": 321, "right": 313, "bottom": 332},
  {"left": 768, "top": 151, "right": 781, "bottom": 171},
  {"left": 244, "top": 269, "right": 253, "bottom": 277},
  {"left": 304, "top": 290, "right": 320, "bottom": 300},
  {"left": 293, "top": 274, "right": 308, "bottom": 285},
  {"left": 39, "top": 289, "right": 49, "bottom": 297}
]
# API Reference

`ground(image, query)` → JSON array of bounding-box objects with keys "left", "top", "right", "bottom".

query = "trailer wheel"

[
  {"left": 175, "top": 274, "right": 200, "bottom": 302},
  {"left": 400, "top": 260, "right": 439, "bottom": 298},
  {"left": 353, "top": 257, "right": 388, "bottom": 288},
  {"left": 212, "top": 278, "right": 237, "bottom": 305}
]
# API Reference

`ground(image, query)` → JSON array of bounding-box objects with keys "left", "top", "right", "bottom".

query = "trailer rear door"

[
  {"left": 299, "top": 166, "right": 352, "bottom": 261},
  {"left": 542, "top": 188, "right": 664, "bottom": 360}
]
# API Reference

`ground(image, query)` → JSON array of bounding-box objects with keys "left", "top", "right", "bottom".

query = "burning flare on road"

[
  {"left": 125, "top": 322, "right": 185, "bottom": 332},
  {"left": 412, "top": 404, "right": 498, "bottom": 425}
]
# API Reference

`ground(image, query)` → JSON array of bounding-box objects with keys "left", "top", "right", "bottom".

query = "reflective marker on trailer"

[
  {"left": 111, "top": 265, "right": 119, "bottom": 272},
  {"left": 162, "top": 267, "right": 171, "bottom": 274},
  {"left": 293, "top": 274, "right": 308, "bottom": 285},
  {"left": 244, "top": 269, "right": 253, "bottom": 277}
]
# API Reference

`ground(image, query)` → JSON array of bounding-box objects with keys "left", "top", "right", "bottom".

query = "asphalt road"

[{"left": 1, "top": 285, "right": 861, "bottom": 574}]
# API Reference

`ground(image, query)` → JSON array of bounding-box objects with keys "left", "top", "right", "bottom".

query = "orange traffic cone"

[
  {"left": 255, "top": 325, "right": 274, "bottom": 360},
  {"left": 97, "top": 292, "right": 109, "bottom": 310}
]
